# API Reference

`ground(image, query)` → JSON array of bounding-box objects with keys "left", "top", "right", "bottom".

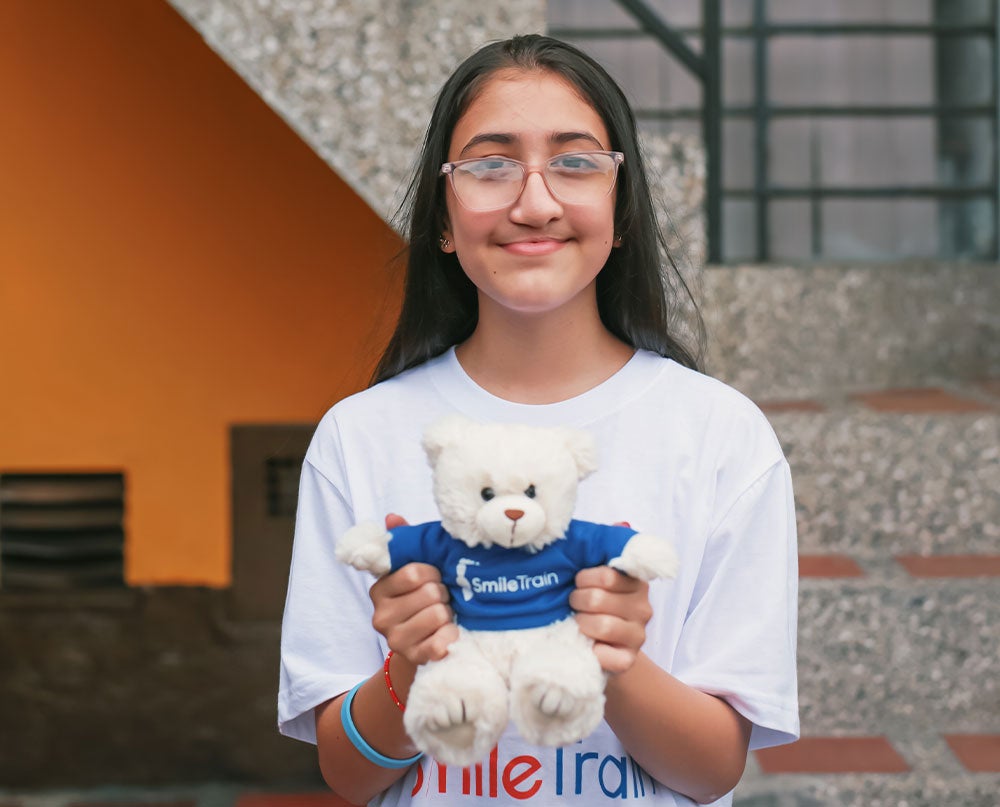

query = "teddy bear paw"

[
  {"left": 532, "top": 682, "right": 585, "bottom": 719},
  {"left": 404, "top": 675, "right": 508, "bottom": 767},
  {"left": 512, "top": 680, "right": 606, "bottom": 748},
  {"left": 334, "top": 522, "right": 392, "bottom": 576}
]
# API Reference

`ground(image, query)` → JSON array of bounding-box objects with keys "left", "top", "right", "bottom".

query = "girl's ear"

[
  {"left": 612, "top": 232, "right": 623, "bottom": 248},
  {"left": 439, "top": 212, "right": 456, "bottom": 253}
]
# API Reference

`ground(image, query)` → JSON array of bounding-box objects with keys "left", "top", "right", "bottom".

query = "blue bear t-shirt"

[{"left": 387, "top": 520, "right": 637, "bottom": 630}]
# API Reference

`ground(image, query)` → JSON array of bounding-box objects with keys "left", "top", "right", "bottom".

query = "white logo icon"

[{"left": 456, "top": 558, "right": 480, "bottom": 601}]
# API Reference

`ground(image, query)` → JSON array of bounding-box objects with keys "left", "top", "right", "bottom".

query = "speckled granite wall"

[
  {"left": 643, "top": 131, "right": 706, "bottom": 284},
  {"left": 166, "top": 0, "right": 546, "bottom": 223},
  {"left": 702, "top": 263, "right": 1000, "bottom": 400}
]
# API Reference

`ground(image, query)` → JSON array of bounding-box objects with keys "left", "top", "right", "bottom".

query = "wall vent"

[
  {"left": 0, "top": 472, "right": 125, "bottom": 589},
  {"left": 265, "top": 456, "right": 302, "bottom": 518}
]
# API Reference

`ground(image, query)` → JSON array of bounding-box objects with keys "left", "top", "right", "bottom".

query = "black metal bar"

[
  {"left": 549, "top": 27, "right": 660, "bottom": 40},
  {"left": 995, "top": 3, "right": 1000, "bottom": 259},
  {"left": 635, "top": 104, "right": 995, "bottom": 119},
  {"left": 703, "top": 0, "right": 723, "bottom": 262},
  {"left": 809, "top": 127, "right": 822, "bottom": 258},
  {"left": 756, "top": 104, "right": 996, "bottom": 117},
  {"left": 748, "top": 23, "right": 994, "bottom": 37},
  {"left": 549, "top": 24, "right": 995, "bottom": 39},
  {"left": 726, "top": 185, "right": 995, "bottom": 199},
  {"left": 612, "top": 0, "right": 706, "bottom": 79},
  {"left": 753, "top": 0, "right": 768, "bottom": 261}
]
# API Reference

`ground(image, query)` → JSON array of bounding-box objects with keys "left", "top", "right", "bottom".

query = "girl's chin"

[{"left": 478, "top": 283, "right": 598, "bottom": 319}]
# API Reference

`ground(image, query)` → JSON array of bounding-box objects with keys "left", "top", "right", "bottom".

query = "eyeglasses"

[{"left": 440, "top": 150, "right": 624, "bottom": 211}]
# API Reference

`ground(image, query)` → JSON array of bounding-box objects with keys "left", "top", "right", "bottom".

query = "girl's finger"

[
  {"left": 575, "top": 565, "right": 646, "bottom": 592},
  {"left": 383, "top": 599, "right": 454, "bottom": 652},
  {"left": 371, "top": 579, "right": 450, "bottom": 635},
  {"left": 370, "top": 562, "right": 441, "bottom": 599},
  {"left": 574, "top": 612, "right": 646, "bottom": 651},
  {"left": 570, "top": 584, "right": 653, "bottom": 622},
  {"left": 412, "top": 623, "right": 460, "bottom": 663},
  {"left": 590, "top": 642, "right": 636, "bottom": 676}
]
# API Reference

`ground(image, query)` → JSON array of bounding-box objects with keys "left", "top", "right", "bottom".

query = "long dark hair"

[{"left": 372, "top": 34, "right": 703, "bottom": 385}]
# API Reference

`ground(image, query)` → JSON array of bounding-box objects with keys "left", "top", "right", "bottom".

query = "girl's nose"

[{"left": 509, "top": 170, "right": 563, "bottom": 224}]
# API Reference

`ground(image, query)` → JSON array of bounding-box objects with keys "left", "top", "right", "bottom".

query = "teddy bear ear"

[
  {"left": 560, "top": 428, "right": 598, "bottom": 479},
  {"left": 422, "top": 415, "right": 475, "bottom": 463}
]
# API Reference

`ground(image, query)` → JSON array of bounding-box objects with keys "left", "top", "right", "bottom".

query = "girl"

[{"left": 279, "top": 34, "right": 798, "bottom": 807}]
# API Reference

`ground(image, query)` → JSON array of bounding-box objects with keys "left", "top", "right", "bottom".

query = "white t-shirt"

[{"left": 279, "top": 348, "right": 799, "bottom": 807}]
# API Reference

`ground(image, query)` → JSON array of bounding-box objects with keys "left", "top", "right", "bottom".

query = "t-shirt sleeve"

[
  {"left": 567, "top": 521, "right": 638, "bottom": 568},
  {"left": 671, "top": 459, "right": 800, "bottom": 751},
  {"left": 277, "top": 453, "right": 382, "bottom": 745},
  {"left": 388, "top": 523, "right": 444, "bottom": 571}
]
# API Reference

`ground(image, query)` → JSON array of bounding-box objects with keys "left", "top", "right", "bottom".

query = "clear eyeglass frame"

[{"left": 439, "top": 150, "right": 625, "bottom": 211}]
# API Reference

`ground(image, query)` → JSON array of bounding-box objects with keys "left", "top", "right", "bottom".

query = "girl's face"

[{"left": 441, "top": 69, "right": 618, "bottom": 320}]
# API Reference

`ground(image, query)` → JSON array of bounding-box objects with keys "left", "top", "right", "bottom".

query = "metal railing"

[{"left": 552, "top": 0, "right": 1000, "bottom": 263}]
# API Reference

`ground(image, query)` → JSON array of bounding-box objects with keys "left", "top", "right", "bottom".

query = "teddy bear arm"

[
  {"left": 607, "top": 532, "right": 679, "bottom": 581},
  {"left": 334, "top": 521, "right": 393, "bottom": 576}
]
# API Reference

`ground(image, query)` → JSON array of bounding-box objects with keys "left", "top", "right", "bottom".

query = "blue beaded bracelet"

[{"left": 340, "top": 682, "right": 424, "bottom": 769}]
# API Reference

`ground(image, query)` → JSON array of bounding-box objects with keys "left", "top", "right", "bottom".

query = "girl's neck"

[{"left": 455, "top": 295, "right": 635, "bottom": 405}]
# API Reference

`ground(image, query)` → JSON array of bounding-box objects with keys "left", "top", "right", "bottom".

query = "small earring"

[
  {"left": 439, "top": 236, "right": 451, "bottom": 250},
  {"left": 613, "top": 233, "right": 623, "bottom": 246}
]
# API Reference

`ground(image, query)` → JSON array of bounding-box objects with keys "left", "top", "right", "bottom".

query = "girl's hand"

[
  {"left": 570, "top": 566, "right": 653, "bottom": 675},
  {"left": 369, "top": 514, "right": 458, "bottom": 666}
]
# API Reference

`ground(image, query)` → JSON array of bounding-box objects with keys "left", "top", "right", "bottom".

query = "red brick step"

[
  {"left": 944, "top": 734, "right": 1000, "bottom": 772},
  {"left": 754, "top": 736, "right": 909, "bottom": 774}
]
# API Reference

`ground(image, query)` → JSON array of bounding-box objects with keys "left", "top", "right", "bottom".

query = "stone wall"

[{"left": 0, "top": 588, "right": 317, "bottom": 787}]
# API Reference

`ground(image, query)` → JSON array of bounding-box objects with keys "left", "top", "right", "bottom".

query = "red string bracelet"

[{"left": 383, "top": 651, "right": 406, "bottom": 712}]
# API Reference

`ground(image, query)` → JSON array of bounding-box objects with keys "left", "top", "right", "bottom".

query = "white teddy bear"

[{"left": 336, "top": 415, "right": 678, "bottom": 767}]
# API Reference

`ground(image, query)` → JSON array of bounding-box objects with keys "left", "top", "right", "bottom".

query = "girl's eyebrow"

[
  {"left": 460, "top": 133, "right": 514, "bottom": 155},
  {"left": 459, "top": 130, "right": 605, "bottom": 156},
  {"left": 552, "top": 131, "right": 605, "bottom": 148}
]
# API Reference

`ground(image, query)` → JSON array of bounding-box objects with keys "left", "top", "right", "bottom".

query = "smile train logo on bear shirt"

[{"left": 470, "top": 571, "right": 560, "bottom": 595}]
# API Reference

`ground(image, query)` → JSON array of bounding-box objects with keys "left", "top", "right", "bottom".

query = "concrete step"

[
  {"left": 798, "top": 576, "right": 997, "bottom": 732},
  {"left": 766, "top": 391, "right": 1000, "bottom": 558},
  {"left": 704, "top": 263, "right": 1000, "bottom": 401},
  {"left": 734, "top": 770, "right": 1000, "bottom": 807}
]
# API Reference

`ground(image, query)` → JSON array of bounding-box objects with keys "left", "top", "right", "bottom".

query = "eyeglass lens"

[{"left": 449, "top": 152, "right": 621, "bottom": 210}]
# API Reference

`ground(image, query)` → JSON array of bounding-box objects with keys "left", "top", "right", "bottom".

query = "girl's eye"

[
  {"left": 550, "top": 154, "right": 600, "bottom": 173},
  {"left": 524, "top": 485, "right": 536, "bottom": 498},
  {"left": 481, "top": 487, "right": 495, "bottom": 501},
  {"left": 463, "top": 159, "right": 520, "bottom": 181}
]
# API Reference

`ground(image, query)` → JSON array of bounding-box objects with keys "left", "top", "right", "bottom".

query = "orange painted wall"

[{"left": 0, "top": 1, "right": 403, "bottom": 585}]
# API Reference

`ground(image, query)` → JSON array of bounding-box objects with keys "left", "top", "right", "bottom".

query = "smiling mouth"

[{"left": 501, "top": 239, "right": 568, "bottom": 256}]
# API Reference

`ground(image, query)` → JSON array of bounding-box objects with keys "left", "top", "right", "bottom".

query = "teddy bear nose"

[{"left": 504, "top": 509, "right": 525, "bottom": 522}]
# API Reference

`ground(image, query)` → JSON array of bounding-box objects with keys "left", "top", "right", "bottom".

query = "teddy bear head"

[{"left": 421, "top": 416, "right": 598, "bottom": 551}]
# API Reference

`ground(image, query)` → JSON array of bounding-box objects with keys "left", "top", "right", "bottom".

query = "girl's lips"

[{"left": 500, "top": 238, "right": 567, "bottom": 256}]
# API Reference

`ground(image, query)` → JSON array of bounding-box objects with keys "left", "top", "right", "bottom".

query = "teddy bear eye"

[
  {"left": 481, "top": 487, "right": 495, "bottom": 501},
  {"left": 524, "top": 485, "right": 536, "bottom": 498}
]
